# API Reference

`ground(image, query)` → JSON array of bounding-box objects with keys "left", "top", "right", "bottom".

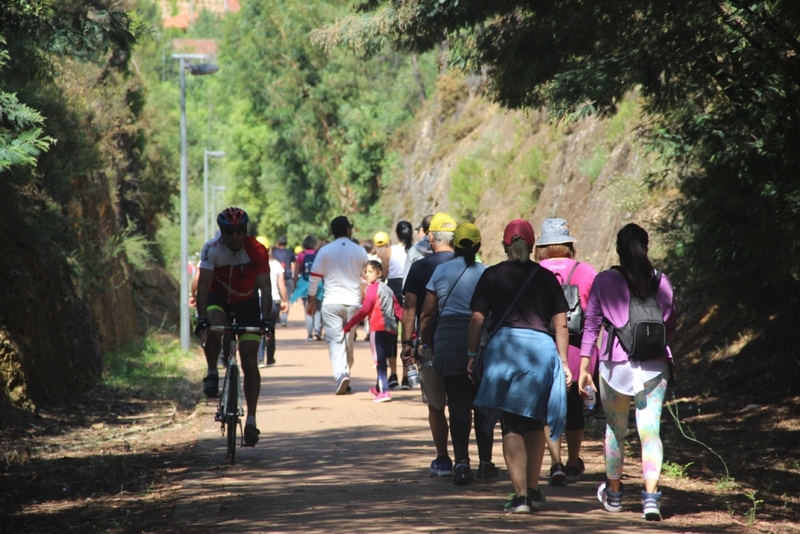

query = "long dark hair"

[
  {"left": 395, "top": 220, "right": 413, "bottom": 251},
  {"left": 454, "top": 242, "right": 481, "bottom": 266},
  {"left": 616, "top": 223, "right": 656, "bottom": 297}
]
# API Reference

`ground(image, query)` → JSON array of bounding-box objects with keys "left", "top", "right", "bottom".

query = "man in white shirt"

[{"left": 307, "top": 216, "right": 368, "bottom": 394}]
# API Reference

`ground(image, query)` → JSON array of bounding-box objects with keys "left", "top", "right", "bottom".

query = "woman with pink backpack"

[{"left": 535, "top": 218, "right": 599, "bottom": 486}]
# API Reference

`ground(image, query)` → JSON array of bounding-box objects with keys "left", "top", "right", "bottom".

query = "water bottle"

[
  {"left": 406, "top": 364, "right": 421, "bottom": 387},
  {"left": 420, "top": 344, "right": 434, "bottom": 368},
  {"left": 583, "top": 385, "right": 596, "bottom": 411}
]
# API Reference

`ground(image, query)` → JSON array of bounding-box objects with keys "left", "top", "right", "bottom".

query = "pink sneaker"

[
  {"left": 373, "top": 392, "right": 392, "bottom": 403},
  {"left": 369, "top": 387, "right": 380, "bottom": 396}
]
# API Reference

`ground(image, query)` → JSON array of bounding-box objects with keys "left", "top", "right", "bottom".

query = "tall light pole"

[
  {"left": 204, "top": 149, "right": 225, "bottom": 242},
  {"left": 173, "top": 53, "right": 219, "bottom": 351}
]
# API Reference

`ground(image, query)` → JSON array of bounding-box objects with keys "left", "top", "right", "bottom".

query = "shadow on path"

[{"left": 171, "top": 313, "right": 751, "bottom": 533}]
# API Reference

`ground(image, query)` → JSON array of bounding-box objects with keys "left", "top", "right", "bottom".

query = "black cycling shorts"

[{"left": 207, "top": 293, "right": 261, "bottom": 327}]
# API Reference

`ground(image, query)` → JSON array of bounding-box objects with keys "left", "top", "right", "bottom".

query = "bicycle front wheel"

[{"left": 226, "top": 364, "right": 239, "bottom": 465}]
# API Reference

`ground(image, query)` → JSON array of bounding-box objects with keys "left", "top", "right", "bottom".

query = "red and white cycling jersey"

[{"left": 198, "top": 235, "right": 270, "bottom": 304}]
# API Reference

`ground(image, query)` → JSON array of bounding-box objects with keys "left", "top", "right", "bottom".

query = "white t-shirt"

[
  {"left": 308, "top": 237, "right": 368, "bottom": 306},
  {"left": 387, "top": 244, "right": 407, "bottom": 280},
  {"left": 268, "top": 258, "right": 284, "bottom": 301}
]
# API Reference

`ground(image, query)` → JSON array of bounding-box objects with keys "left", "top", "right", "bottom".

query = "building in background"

[{"left": 161, "top": 0, "right": 241, "bottom": 30}]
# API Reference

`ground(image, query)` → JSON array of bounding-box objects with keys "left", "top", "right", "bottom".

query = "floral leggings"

[{"left": 600, "top": 373, "right": 667, "bottom": 482}]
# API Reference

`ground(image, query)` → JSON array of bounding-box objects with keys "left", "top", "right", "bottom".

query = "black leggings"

[
  {"left": 443, "top": 373, "right": 494, "bottom": 464},
  {"left": 565, "top": 381, "right": 586, "bottom": 431},
  {"left": 266, "top": 301, "right": 280, "bottom": 362}
]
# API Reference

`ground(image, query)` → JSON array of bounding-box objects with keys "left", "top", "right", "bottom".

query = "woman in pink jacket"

[
  {"left": 579, "top": 223, "right": 676, "bottom": 522},
  {"left": 535, "top": 218, "right": 598, "bottom": 486}
]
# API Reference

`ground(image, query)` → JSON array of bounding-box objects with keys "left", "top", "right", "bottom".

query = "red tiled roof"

[
  {"left": 163, "top": 12, "right": 193, "bottom": 30},
  {"left": 161, "top": 1, "right": 241, "bottom": 29}
]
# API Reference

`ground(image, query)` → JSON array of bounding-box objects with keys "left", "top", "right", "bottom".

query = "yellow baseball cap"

[
  {"left": 294, "top": 245, "right": 303, "bottom": 254},
  {"left": 373, "top": 231, "right": 390, "bottom": 247},
  {"left": 454, "top": 223, "right": 481, "bottom": 248},
  {"left": 428, "top": 212, "right": 457, "bottom": 233}
]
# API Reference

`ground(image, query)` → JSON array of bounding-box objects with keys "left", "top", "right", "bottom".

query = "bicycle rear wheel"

[{"left": 226, "top": 364, "right": 239, "bottom": 465}]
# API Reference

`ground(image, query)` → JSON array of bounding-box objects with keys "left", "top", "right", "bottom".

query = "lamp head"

[{"left": 189, "top": 63, "right": 219, "bottom": 75}]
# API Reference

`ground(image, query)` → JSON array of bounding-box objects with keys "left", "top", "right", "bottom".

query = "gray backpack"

[
  {"left": 605, "top": 268, "right": 666, "bottom": 360},
  {"left": 548, "top": 262, "right": 584, "bottom": 347}
]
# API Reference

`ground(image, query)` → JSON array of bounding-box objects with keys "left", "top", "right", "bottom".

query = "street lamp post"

[
  {"left": 204, "top": 149, "right": 225, "bottom": 242},
  {"left": 173, "top": 53, "right": 219, "bottom": 351}
]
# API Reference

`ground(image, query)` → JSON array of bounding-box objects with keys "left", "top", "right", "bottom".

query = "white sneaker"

[{"left": 335, "top": 376, "right": 350, "bottom": 395}]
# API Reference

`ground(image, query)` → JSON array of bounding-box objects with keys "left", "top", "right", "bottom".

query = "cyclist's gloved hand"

[
  {"left": 195, "top": 317, "right": 210, "bottom": 338},
  {"left": 260, "top": 318, "right": 273, "bottom": 335}
]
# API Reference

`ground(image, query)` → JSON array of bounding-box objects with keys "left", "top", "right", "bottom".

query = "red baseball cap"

[{"left": 503, "top": 219, "right": 535, "bottom": 248}]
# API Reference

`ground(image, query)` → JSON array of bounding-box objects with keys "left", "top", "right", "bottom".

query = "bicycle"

[{"left": 205, "top": 318, "right": 264, "bottom": 465}]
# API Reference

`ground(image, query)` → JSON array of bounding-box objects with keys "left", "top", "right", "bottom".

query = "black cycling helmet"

[{"left": 217, "top": 206, "right": 249, "bottom": 228}]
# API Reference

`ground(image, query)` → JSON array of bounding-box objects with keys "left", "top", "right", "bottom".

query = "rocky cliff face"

[
  {"left": 0, "top": 244, "right": 100, "bottom": 409},
  {"left": 389, "top": 79, "right": 667, "bottom": 270},
  {"left": 0, "top": 145, "right": 178, "bottom": 410}
]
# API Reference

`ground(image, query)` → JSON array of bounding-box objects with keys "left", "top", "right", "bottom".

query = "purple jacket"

[{"left": 580, "top": 269, "right": 676, "bottom": 362}]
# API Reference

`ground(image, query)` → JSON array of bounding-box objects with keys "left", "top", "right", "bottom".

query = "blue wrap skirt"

[{"left": 474, "top": 326, "right": 566, "bottom": 440}]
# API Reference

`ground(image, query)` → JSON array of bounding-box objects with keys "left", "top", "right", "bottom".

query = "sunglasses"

[{"left": 223, "top": 227, "right": 247, "bottom": 236}]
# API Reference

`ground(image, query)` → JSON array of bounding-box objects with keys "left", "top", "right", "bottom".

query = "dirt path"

[{"left": 167, "top": 307, "right": 750, "bottom": 533}]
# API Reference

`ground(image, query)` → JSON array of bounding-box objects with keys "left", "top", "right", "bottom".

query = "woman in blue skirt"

[{"left": 467, "top": 219, "right": 571, "bottom": 514}]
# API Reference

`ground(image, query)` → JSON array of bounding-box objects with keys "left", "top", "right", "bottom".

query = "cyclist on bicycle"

[{"left": 195, "top": 207, "right": 272, "bottom": 446}]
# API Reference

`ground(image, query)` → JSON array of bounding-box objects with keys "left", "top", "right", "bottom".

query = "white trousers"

[{"left": 321, "top": 303, "right": 358, "bottom": 381}]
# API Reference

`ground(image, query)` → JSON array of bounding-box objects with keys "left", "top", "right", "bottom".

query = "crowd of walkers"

[{"left": 193, "top": 207, "right": 675, "bottom": 521}]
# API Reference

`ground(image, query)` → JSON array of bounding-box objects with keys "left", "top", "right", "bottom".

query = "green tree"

[
  {"left": 0, "top": 37, "right": 53, "bottom": 171},
  {"left": 214, "top": 0, "right": 436, "bottom": 242},
  {"left": 315, "top": 0, "right": 800, "bottom": 313},
  {"left": 0, "top": 0, "right": 144, "bottom": 242}
]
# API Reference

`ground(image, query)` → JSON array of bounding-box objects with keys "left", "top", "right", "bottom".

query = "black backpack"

[
  {"left": 548, "top": 262, "right": 584, "bottom": 347},
  {"left": 301, "top": 252, "right": 317, "bottom": 281},
  {"left": 605, "top": 267, "right": 666, "bottom": 360}
]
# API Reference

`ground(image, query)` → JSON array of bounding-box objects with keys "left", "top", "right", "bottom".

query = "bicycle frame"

[
  {"left": 217, "top": 334, "right": 243, "bottom": 421},
  {"left": 207, "top": 320, "right": 262, "bottom": 465}
]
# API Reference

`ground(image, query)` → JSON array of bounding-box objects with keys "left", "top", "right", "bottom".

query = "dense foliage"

[
  {"left": 0, "top": 0, "right": 162, "bottom": 251},
  {"left": 131, "top": 1, "right": 437, "bottom": 264},
  {"left": 0, "top": 0, "right": 154, "bottom": 404},
  {"left": 213, "top": 0, "right": 437, "bottom": 241},
  {"left": 314, "top": 0, "right": 800, "bottom": 314}
]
